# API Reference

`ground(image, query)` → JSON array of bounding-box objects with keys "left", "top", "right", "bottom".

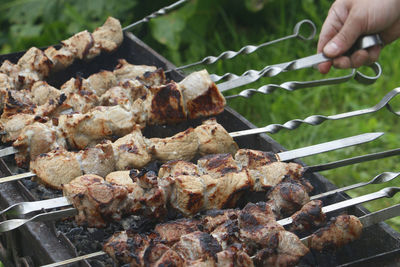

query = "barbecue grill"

[{"left": 0, "top": 28, "right": 400, "bottom": 267}]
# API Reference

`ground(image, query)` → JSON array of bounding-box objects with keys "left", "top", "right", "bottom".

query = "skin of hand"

[{"left": 318, "top": 0, "right": 400, "bottom": 73}]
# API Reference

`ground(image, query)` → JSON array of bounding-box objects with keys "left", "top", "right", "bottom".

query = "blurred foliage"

[{"left": 1, "top": 0, "right": 400, "bottom": 234}]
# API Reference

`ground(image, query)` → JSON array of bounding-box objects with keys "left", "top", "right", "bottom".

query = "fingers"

[
  {"left": 317, "top": 3, "right": 348, "bottom": 53},
  {"left": 323, "top": 9, "right": 364, "bottom": 57},
  {"left": 331, "top": 45, "right": 382, "bottom": 69}
]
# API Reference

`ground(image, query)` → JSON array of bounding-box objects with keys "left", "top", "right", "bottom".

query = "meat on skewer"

[
  {"left": 103, "top": 201, "right": 311, "bottom": 267},
  {"left": 0, "top": 58, "right": 166, "bottom": 121},
  {"left": 62, "top": 150, "right": 307, "bottom": 227},
  {"left": 0, "top": 59, "right": 168, "bottom": 143},
  {"left": 31, "top": 118, "right": 237, "bottom": 188},
  {"left": 0, "top": 17, "right": 123, "bottom": 92},
  {"left": 5, "top": 69, "right": 225, "bottom": 166}
]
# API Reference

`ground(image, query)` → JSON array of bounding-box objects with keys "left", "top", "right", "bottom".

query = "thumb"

[{"left": 323, "top": 13, "right": 363, "bottom": 57}]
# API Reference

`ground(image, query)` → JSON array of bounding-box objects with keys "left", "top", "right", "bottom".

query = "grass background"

[{"left": 0, "top": 0, "right": 400, "bottom": 232}]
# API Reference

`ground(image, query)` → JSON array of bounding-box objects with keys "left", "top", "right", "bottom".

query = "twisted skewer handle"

[
  {"left": 123, "top": 0, "right": 189, "bottom": 31},
  {"left": 175, "top": 19, "right": 316, "bottom": 71},
  {"left": 225, "top": 63, "right": 382, "bottom": 99},
  {"left": 229, "top": 87, "right": 400, "bottom": 137}
]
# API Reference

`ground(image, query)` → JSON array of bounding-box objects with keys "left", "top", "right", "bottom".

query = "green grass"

[{"left": 1, "top": 0, "right": 400, "bottom": 231}]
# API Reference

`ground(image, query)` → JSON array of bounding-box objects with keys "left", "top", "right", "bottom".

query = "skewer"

[
  {"left": 214, "top": 34, "right": 382, "bottom": 87},
  {"left": 1, "top": 145, "right": 398, "bottom": 219},
  {"left": 170, "top": 19, "right": 316, "bottom": 72},
  {"left": 225, "top": 62, "right": 382, "bottom": 99},
  {"left": 278, "top": 186, "right": 400, "bottom": 227},
  {"left": 39, "top": 193, "right": 400, "bottom": 267},
  {"left": 122, "top": 0, "right": 190, "bottom": 31},
  {"left": 0, "top": 132, "right": 383, "bottom": 186},
  {"left": 230, "top": 87, "right": 400, "bottom": 137}
]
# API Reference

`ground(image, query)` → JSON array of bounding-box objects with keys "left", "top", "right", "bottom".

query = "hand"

[{"left": 318, "top": 0, "right": 400, "bottom": 74}]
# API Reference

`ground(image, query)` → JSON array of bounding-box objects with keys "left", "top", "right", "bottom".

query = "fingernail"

[{"left": 324, "top": 41, "right": 339, "bottom": 55}]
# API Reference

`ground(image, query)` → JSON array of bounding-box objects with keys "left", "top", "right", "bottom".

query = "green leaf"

[
  {"left": 150, "top": 11, "right": 186, "bottom": 50},
  {"left": 245, "top": 0, "right": 268, "bottom": 12}
]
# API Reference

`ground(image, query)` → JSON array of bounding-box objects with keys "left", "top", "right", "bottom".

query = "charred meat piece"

[
  {"left": 103, "top": 231, "right": 154, "bottom": 266},
  {"left": 246, "top": 161, "right": 304, "bottom": 192},
  {"left": 63, "top": 174, "right": 129, "bottom": 227},
  {"left": 179, "top": 69, "right": 226, "bottom": 119},
  {"left": 148, "top": 81, "right": 187, "bottom": 125},
  {"left": 197, "top": 153, "right": 240, "bottom": 177},
  {"left": 112, "top": 126, "right": 152, "bottom": 170},
  {"left": 308, "top": 214, "right": 363, "bottom": 251},
  {"left": 201, "top": 209, "right": 239, "bottom": 233},
  {"left": 172, "top": 231, "right": 222, "bottom": 262},
  {"left": 158, "top": 160, "right": 200, "bottom": 178},
  {"left": 234, "top": 148, "right": 278, "bottom": 169},
  {"left": 266, "top": 180, "right": 311, "bottom": 219},
  {"left": 154, "top": 218, "right": 201, "bottom": 245},
  {"left": 290, "top": 200, "right": 326, "bottom": 232},
  {"left": 252, "top": 231, "right": 310, "bottom": 267}
]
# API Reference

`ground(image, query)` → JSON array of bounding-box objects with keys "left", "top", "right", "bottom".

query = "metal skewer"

[
  {"left": 0, "top": 132, "right": 383, "bottom": 185},
  {"left": 122, "top": 0, "right": 190, "bottom": 31},
  {"left": 229, "top": 87, "right": 400, "bottom": 137},
  {"left": 213, "top": 34, "right": 382, "bottom": 87},
  {"left": 170, "top": 19, "right": 316, "bottom": 72},
  {"left": 310, "top": 171, "right": 400, "bottom": 200},
  {"left": 39, "top": 191, "right": 400, "bottom": 267},
  {"left": 225, "top": 62, "right": 382, "bottom": 99},
  {"left": 278, "top": 186, "right": 400, "bottom": 227}
]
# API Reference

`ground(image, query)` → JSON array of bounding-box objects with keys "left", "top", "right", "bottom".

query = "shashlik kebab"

[
  {"left": 1, "top": 129, "right": 382, "bottom": 189},
  {"left": 43, "top": 196, "right": 400, "bottom": 267},
  {"left": 1, "top": 68, "right": 225, "bottom": 164},
  {"left": 6, "top": 146, "right": 388, "bottom": 229},
  {"left": 0, "top": 58, "right": 166, "bottom": 122},
  {"left": 0, "top": 17, "right": 123, "bottom": 94}
]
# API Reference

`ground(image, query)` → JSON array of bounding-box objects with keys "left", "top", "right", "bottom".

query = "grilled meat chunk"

[
  {"left": 158, "top": 160, "right": 200, "bottom": 178},
  {"left": 103, "top": 231, "right": 153, "bottom": 266},
  {"left": 252, "top": 231, "right": 310, "bottom": 267},
  {"left": 113, "top": 59, "right": 157, "bottom": 81},
  {"left": 248, "top": 161, "right": 304, "bottom": 191},
  {"left": 30, "top": 81, "right": 62, "bottom": 105},
  {"left": 88, "top": 17, "right": 123, "bottom": 58},
  {"left": 267, "top": 180, "right": 311, "bottom": 219},
  {"left": 197, "top": 153, "right": 240, "bottom": 177},
  {"left": 112, "top": 126, "right": 152, "bottom": 170},
  {"left": 194, "top": 117, "right": 238, "bottom": 156},
  {"left": 179, "top": 69, "right": 226, "bottom": 119},
  {"left": 235, "top": 148, "right": 278, "bottom": 169},
  {"left": 165, "top": 174, "right": 205, "bottom": 216},
  {"left": 148, "top": 128, "right": 199, "bottom": 162},
  {"left": 309, "top": 214, "right": 363, "bottom": 251},
  {"left": 30, "top": 142, "right": 115, "bottom": 189},
  {"left": 290, "top": 200, "right": 326, "bottom": 232},
  {"left": 148, "top": 81, "right": 187, "bottom": 125},
  {"left": 172, "top": 231, "right": 222, "bottom": 262},
  {"left": 13, "top": 122, "right": 66, "bottom": 166},
  {"left": 155, "top": 218, "right": 201, "bottom": 245},
  {"left": 58, "top": 105, "right": 137, "bottom": 149}
]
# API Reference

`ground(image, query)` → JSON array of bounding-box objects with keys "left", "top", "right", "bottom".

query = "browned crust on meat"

[
  {"left": 149, "top": 82, "right": 187, "bottom": 124},
  {"left": 186, "top": 82, "right": 225, "bottom": 119}
]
